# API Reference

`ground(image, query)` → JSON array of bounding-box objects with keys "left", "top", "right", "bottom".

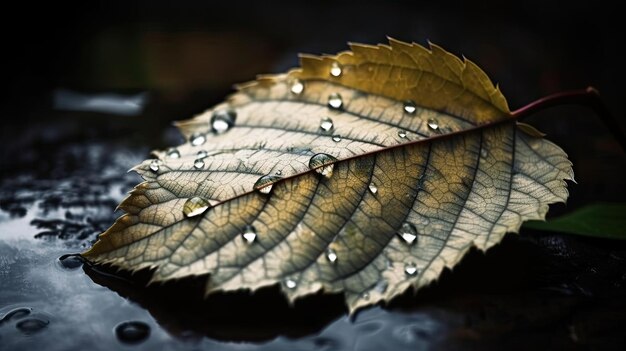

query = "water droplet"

[
  {"left": 309, "top": 153, "right": 338, "bottom": 178},
  {"left": 361, "top": 292, "right": 370, "bottom": 300},
  {"left": 398, "top": 130, "right": 407, "bottom": 138},
  {"left": 16, "top": 318, "right": 49, "bottom": 335},
  {"left": 149, "top": 159, "right": 161, "bottom": 172},
  {"left": 115, "top": 321, "right": 151, "bottom": 345},
  {"left": 0, "top": 307, "right": 31, "bottom": 323},
  {"left": 328, "top": 93, "right": 343, "bottom": 110},
  {"left": 191, "top": 133, "right": 206, "bottom": 146},
  {"left": 330, "top": 62, "right": 342, "bottom": 77},
  {"left": 254, "top": 174, "right": 282, "bottom": 194},
  {"left": 375, "top": 280, "right": 388, "bottom": 294},
  {"left": 320, "top": 117, "right": 334, "bottom": 132},
  {"left": 241, "top": 225, "right": 257, "bottom": 244},
  {"left": 275, "top": 170, "right": 282, "bottom": 175},
  {"left": 197, "top": 150, "right": 208, "bottom": 159},
  {"left": 403, "top": 100, "right": 417, "bottom": 114},
  {"left": 404, "top": 262, "right": 418, "bottom": 276},
  {"left": 193, "top": 159, "right": 205, "bottom": 169},
  {"left": 166, "top": 148, "right": 180, "bottom": 159},
  {"left": 326, "top": 248, "right": 338, "bottom": 263},
  {"left": 183, "top": 196, "right": 211, "bottom": 217},
  {"left": 285, "top": 278, "right": 297, "bottom": 289},
  {"left": 481, "top": 148, "right": 488, "bottom": 158},
  {"left": 290, "top": 79, "right": 305, "bottom": 94},
  {"left": 397, "top": 223, "right": 418, "bottom": 245},
  {"left": 58, "top": 254, "right": 84, "bottom": 269},
  {"left": 332, "top": 135, "right": 342, "bottom": 142},
  {"left": 368, "top": 183, "right": 378, "bottom": 194},
  {"left": 427, "top": 119, "right": 439, "bottom": 132},
  {"left": 211, "top": 109, "right": 236, "bottom": 134}
]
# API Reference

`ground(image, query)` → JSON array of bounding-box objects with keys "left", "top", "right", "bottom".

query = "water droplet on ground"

[
  {"left": 254, "top": 175, "right": 282, "bottom": 194},
  {"left": 403, "top": 100, "right": 417, "bottom": 114},
  {"left": 242, "top": 225, "right": 257, "bottom": 244},
  {"left": 190, "top": 133, "right": 206, "bottom": 146},
  {"left": 0, "top": 307, "right": 32, "bottom": 324},
  {"left": 397, "top": 223, "right": 418, "bottom": 245},
  {"left": 58, "top": 254, "right": 84, "bottom": 269},
  {"left": 330, "top": 62, "right": 342, "bottom": 77},
  {"left": 309, "top": 153, "right": 338, "bottom": 178},
  {"left": 211, "top": 109, "right": 236, "bottom": 134},
  {"left": 16, "top": 318, "right": 49, "bottom": 334},
  {"left": 183, "top": 196, "right": 211, "bottom": 217},
  {"left": 115, "top": 321, "right": 150, "bottom": 344},
  {"left": 328, "top": 93, "right": 343, "bottom": 110}
]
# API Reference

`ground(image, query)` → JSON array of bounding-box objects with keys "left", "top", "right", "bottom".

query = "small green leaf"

[{"left": 524, "top": 203, "right": 626, "bottom": 239}]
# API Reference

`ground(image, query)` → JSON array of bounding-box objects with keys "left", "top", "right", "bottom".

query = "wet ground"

[
  {"left": 2, "top": 2, "right": 625, "bottom": 350},
  {"left": 1, "top": 113, "right": 625, "bottom": 351}
]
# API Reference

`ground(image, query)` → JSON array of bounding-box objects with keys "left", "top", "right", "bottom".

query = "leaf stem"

[{"left": 512, "top": 87, "right": 626, "bottom": 152}]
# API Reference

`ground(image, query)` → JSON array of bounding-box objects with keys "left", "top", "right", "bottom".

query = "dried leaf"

[{"left": 83, "top": 39, "right": 574, "bottom": 313}]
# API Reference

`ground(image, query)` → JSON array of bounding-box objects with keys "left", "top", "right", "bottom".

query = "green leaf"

[{"left": 523, "top": 203, "right": 626, "bottom": 239}]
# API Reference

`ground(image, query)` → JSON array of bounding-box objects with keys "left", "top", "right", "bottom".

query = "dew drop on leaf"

[
  {"left": 166, "top": 148, "right": 180, "bottom": 159},
  {"left": 404, "top": 262, "right": 418, "bottom": 276},
  {"left": 330, "top": 62, "right": 342, "bottom": 77},
  {"left": 193, "top": 159, "right": 205, "bottom": 169},
  {"left": 397, "top": 222, "right": 418, "bottom": 245},
  {"left": 197, "top": 150, "right": 208, "bottom": 159},
  {"left": 285, "top": 278, "right": 297, "bottom": 289},
  {"left": 326, "top": 248, "right": 338, "bottom": 263},
  {"left": 403, "top": 100, "right": 417, "bottom": 114},
  {"left": 332, "top": 135, "right": 342, "bottom": 142},
  {"left": 253, "top": 174, "right": 282, "bottom": 194},
  {"left": 190, "top": 133, "right": 206, "bottom": 146},
  {"left": 481, "top": 148, "right": 488, "bottom": 158},
  {"left": 183, "top": 196, "right": 211, "bottom": 218},
  {"left": 149, "top": 159, "right": 161, "bottom": 172},
  {"left": 211, "top": 109, "right": 236, "bottom": 134},
  {"left": 290, "top": 79, "right": 304, "bottom": 95},
  {"left": 320, "top": 117, "right": 334, "bottom": 132},
  {"left": 328, "top": 93, "right": 343, "bottom": 110},
  {"left": 398, "top": 130, "right": 407, "bottom": 138},
  {"left": 361, "top": 292, "right": 370, "bottom": 300},
  {"left": 368, "top": 183, "right": 378, "bottom": 194},
  {"left": 241, "top": 225, "right": 257, "bottom": 244},
  {"left": 309, "top": 153, "right": 338, "bottom": 179},
  {"left": 427, "top": 119, "right": 440, "bottom": 132}
]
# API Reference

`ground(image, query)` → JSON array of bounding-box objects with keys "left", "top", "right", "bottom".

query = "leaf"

[
  {"left": 524, "top": 203, "right": 626, "bottom": 240},
  {"left": 82, "top": 39, "right": 574, "bottom": 313}
]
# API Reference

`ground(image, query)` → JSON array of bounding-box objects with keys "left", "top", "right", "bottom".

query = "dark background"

[
  {"left": 1, "top": 1, "right": 625, "bottom": 350},
  {"left": 1, "top": 0, "right": 624, "bottom": 205}
]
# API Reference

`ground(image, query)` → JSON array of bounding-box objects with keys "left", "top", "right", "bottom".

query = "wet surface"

[{"left": 1, "top": 126, "right": 625, "bottom": 351}]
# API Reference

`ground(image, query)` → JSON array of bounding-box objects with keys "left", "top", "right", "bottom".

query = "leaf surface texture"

[{"left": 84, "top": 39, "right": 573, "bottom": 312}]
